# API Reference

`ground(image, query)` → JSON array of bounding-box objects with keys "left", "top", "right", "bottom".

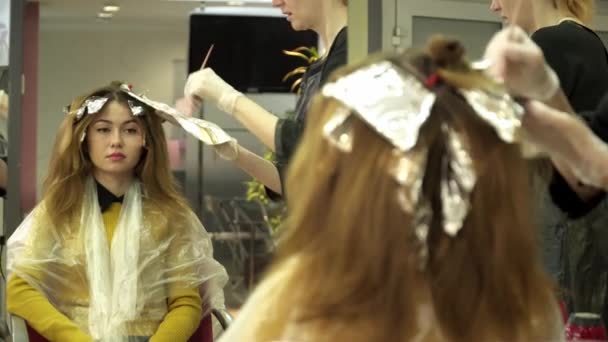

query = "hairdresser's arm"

[
  {"left": 231, "top": 97, "right": 278, "bottom": 151},
  {"left": 524, "top": 101, "right": 608, "bottom": 191},
  {"left": 213, "top": 139, "right": 282, "bottom": 194},
  {"left": 184, "top": 68, "right": 279, "bottom": 152},
  {"left": 485, "top": 26, "right": 603, "bottom": 201}
]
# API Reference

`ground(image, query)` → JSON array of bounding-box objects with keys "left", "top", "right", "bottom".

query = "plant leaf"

[
  {"left": 282, "top": 67, "right": 307, "bottom": 82},
  {"left": 282, "top": 50, "right": 311, "bottom": 62},
  {"left": 292, "top": 46, "right": 312, "bottom": 53},
  {"left": 290, "top": 78, "right": 303, "bottom": 92}
]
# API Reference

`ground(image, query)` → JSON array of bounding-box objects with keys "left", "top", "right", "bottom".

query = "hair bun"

[{"left": 427, "top": 35, "right": 466, "bottom": 68}]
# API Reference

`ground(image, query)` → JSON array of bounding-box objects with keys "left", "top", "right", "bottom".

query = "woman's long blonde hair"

[
  {"left": 258, "top": 38, "right": 559, "bottom": 341},
  {"left": 553, "top": 0, "right": 595, "bottom": 24},
  {"left": 43, "top": 82, "right": 190, "bottom": 226}
]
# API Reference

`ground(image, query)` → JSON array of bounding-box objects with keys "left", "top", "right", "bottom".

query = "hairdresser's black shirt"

[
  {"left": 532, "top": 20, "right": 608, "bottom": 114},
  {"left": 533, "top": 21, "right": 608, "bottom": 217},
  {"left": 549, "top": 94, "right": 608, "bottom": 218},
  {"left": 589, "top": 94, "right": 608, "bottom": 142},
  {"left": 268, "top": 27, "right": 347, "bottom": 200}
]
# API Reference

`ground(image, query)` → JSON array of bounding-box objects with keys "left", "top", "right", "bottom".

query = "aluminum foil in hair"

[
  {"left": 392, "top": 148, "right": 428, "bottom": 213},
  {"left": 75, "top": 96, "right": 110, "bottom": 121},
  {"left": 70, "top": 84, "right": 233, "bottom": 147},
  {"left": 120, "top": 85, "right": 232, "bottom": 146},
  {"left": 392, "top": 148, "right": 433, "bottom": 270},
  {"left": 441, "top": 125, "right": 477, "bottom": 237},
  {"left": 412, "top": 201, "right": 432, "bottom": 270},
  {"left": 322, "top": 61, "right": 436, "bottom": 152},
  {"left": 73, "top": 96, "right": 145, "bottom": 120},
  {"left": 319, "top": 59, "right": 525, "bottom": 269},
  {"left": 127, "top": 100, "right": 145, "bottom": 116},
  {"left": 460, "top": 88, "right": 524, "bottom": 143},
  {"left": 322, "top": 105, "right": 355, "bottom": 152}
]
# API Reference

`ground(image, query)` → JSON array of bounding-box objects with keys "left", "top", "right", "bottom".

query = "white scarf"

[{"left": 82, "top": 178, "right": 141, "bottom": 341}]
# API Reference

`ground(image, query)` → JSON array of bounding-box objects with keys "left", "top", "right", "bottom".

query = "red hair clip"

[{"left": 425, "top": 73, "right": 441, "bottom": 88}]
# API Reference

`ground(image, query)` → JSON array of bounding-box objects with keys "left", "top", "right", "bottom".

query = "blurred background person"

[
  {"left": 485, "top": 25, "right": 608, "bottom": 325},
  {"left": 184, "top": 0, "right": 348, "bottom": 198}
]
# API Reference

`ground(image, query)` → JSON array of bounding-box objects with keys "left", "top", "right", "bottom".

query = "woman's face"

[
  {"left": 86, "top": 100, "right": 145, "bottom": 180},
  {"left": 489, "top": 0, "right": 535, "bottom": 32},
  {"left": 272, "top": 0, "right": 324, "bottom": 32}
]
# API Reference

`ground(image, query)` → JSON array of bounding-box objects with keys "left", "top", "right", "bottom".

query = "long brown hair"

[
  {"left": 43, "top": 82, "right": 190, "bottom": 226},
  {"left": 259, "top": 37, "right": 559, "bottom": 341}
]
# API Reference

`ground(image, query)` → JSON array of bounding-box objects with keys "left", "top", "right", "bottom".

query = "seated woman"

[
  {"left": 219, "top": 38, "right": 562, "bottom": 341},
  {"left": 7, "top": 82, "right": 228, "bottom": 342}
]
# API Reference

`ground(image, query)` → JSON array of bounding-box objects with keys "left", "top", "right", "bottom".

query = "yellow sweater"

[{"left": 7, "top": 203, "right": 203, "bottom": 342}]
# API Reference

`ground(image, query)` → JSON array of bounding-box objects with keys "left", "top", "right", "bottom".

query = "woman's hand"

[
  {"left": 184, "top": 68, "right": 243, "bottom": 116},
  {"left": 484, "top": 26, "right": 560, "bottom": 101}
]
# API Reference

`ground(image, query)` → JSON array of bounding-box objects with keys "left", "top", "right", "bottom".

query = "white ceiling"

[
  {"left": 36, "top": 0, "right": 608, "bottom": 25},
  {"left": 38, "top": 0, "right": 273, "bottom": 22}
]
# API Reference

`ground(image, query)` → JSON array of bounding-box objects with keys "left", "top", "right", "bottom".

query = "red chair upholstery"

[
  {"left": 559, "top": 300, "right": 569, "bottom": 323},
  {"left": 188, "top": 314, "right": 213, "bottom": 342},
  {"left": 24, "top": 324, "right": 46, "bottom": 342}
]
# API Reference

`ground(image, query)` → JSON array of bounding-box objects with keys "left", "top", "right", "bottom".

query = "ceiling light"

[
  {"left": 227, "top": 1, "right": 245, "bottom": 5},
  {"left": 97, "top": 12, "right": 114, "bottom": 19},
  {"left": 193, "top": 6, "right": 282, "bottom": 16},
  {"left": 103, "top": 4, "right": 120, "bottom": 12}
]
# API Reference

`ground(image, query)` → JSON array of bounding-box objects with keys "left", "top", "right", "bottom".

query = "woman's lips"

[{"left": 107, "top": 153, "right": 126, "bottom": 161}]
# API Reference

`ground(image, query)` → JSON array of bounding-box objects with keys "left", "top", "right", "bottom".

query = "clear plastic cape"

[{"left": 7, "top": 178, "right": 228, "bottom": 341}]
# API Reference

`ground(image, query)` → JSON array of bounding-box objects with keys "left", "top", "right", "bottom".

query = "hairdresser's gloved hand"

[
  {"left": 484, "top": 26, "right": 560, "bottom": 101},
  {"left": 184, "top": 68, "right": 243, "bottom": 115},
  {"left": 213, "top": 138, "right": 239, "bottom": 161}
]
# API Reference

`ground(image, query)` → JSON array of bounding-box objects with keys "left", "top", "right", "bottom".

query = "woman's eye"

[
  {"left": 125, "top": 128, "right": 139, "bottom": 134},
  {"left": 96, "top": 127, "right": 111, "bottom": 133}
]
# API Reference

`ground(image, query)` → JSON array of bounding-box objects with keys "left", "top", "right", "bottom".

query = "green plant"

[
  {"left": 244, "top": 47, "right": 318, "bottom": 234},
  {"left": 282, "top": 46, "right": 319, "bottom": 93}
]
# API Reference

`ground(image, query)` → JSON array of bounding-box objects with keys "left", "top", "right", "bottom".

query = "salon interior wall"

[
  {"left": 378, "top": 0, "right": 608, "bottom": 56},
  {"left": 36, "top": 20, "right": 190, "bottom": 198}
]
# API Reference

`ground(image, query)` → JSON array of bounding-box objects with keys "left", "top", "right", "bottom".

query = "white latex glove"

[
  {"left": 184, "top": 68, "right": 243, "bottom": 115},
  {"left": 484, "top": 26, "right": 560, "bottom": 101},
  {"left": 213, "top": 138, "right": 239, "bottom": 161}
]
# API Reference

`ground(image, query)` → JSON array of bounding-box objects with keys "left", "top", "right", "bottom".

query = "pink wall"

[{"left": 21, "top": 2, "right": 38, "bottom": 212}]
